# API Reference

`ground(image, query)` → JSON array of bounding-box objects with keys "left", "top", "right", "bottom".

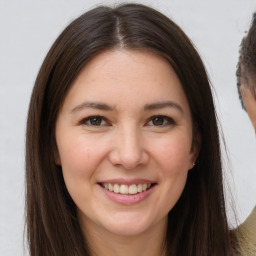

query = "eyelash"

[
  {"left": 79, "top": 115, "right": 176, "bottom": 127},
  {"left": 146, "top": 115, "right": 176, "bottom": 127},
  {"left": 79, "top": 116, "right": 109, "bottom": 126}
]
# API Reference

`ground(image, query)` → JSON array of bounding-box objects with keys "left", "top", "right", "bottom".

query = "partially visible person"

[{"left": 236, "top": 12, "right": 256, "bottom": 256}]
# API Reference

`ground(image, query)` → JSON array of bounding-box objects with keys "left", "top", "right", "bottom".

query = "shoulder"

[{"left": 236, "top": 207, "right": 256, "bottom": 255}]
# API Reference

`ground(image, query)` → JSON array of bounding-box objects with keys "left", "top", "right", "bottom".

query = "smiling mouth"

[{"left": 100, "top": 183, "right": 155, "bottom": 195}]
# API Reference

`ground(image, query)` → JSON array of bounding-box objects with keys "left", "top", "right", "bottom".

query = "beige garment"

[{"left": 236, "top": 207, "right": 256, "bottom": 255}]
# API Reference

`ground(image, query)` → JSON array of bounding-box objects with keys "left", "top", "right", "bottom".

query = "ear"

[{"left": 189, "top": 132, "right": 201, "bottom": 170}]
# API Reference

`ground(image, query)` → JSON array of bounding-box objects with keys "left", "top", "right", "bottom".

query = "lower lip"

[{"left": 99, "top": 185, "right": 155, "bottom": 205}]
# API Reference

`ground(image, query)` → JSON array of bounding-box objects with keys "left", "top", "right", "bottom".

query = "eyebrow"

[
  {"left": 144, "top": 101, "right": 184, "bottom": 113},
  {"left": 70, "top": 100, "right": 184, "bottom": 114},
  {"left": 70, "top": 102, "right": 115, "bottom": 113}
]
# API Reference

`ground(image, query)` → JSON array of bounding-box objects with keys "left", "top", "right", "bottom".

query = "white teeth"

[
  {"left": 102, "top": 183, "right": 153, "bottom": 195},
  {"left": 108, "top": 184, "right": 114, "bottom": 192},
  {"left": 114, "top": 184, "right": 120, "bottom": 193},
  {"left": 129, "top": 184, "right": 137, "bottom": 195},
  {"left": 120, "top": 184, "right": 128, "bottom": 194}
]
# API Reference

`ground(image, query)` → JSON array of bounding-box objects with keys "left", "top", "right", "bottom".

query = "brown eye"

[
  {"left": 89, "top": 116, "right": 103, "bottom": 126},
  {"left": 147, "top": 115, "right": 175, "bottom": 127},
  {"left": 152, "top": 116, "right": 165, "bottom": 126},
  {"left": 80, "top": 116, "right": 108, "bottom": 126}
]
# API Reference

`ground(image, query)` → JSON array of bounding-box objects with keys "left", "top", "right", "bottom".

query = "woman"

[{"left": 26, "top": 3, "right": 238, "bottom": 255}]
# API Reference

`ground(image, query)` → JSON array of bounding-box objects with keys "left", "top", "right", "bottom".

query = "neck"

[{"left": 81, "top": 217, "right": 167, "bottom": 256}]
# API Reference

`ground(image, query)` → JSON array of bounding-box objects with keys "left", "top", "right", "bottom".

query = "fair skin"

[{"left": 55, "top": 49, "right": 199, "bottom": 256}]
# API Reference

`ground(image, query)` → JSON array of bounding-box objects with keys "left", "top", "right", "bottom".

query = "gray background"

[{"left": 1, "top": 0, "right": 256, "bottom": 255}]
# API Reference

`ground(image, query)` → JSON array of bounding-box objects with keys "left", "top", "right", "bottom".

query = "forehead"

[{"left": 62, "top": 49, "right": 191, "bottom": 114}]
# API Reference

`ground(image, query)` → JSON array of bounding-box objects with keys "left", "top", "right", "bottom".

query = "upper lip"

[{"left": 98, "top": 178, "right": 156, "bottom": 186}]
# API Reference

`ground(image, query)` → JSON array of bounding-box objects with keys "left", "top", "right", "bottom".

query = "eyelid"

[
  {"left": 78, "top": 115, "right": 175, "bottom": 127},
  {"left": 146, "top": 115, "right": 176, "bottom": 127},
  {"left": 79, "top": 115, "right": 110, "bottom": 126}
]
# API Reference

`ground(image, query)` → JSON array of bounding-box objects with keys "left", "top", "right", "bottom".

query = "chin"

[{"left": 100, "top": 211, "right": 166, "bottom": 237}]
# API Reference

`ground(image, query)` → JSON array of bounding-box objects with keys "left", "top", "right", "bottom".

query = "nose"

[{"left": 108, "top": 125, "right": 149, "bottom": 170}]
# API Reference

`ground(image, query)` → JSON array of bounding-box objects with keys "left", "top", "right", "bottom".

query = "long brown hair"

[{"left": 26, "top": 3, "right": 237, "bottom": 255}]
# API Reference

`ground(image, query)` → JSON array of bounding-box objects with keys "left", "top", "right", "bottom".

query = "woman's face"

[{"left": 55, "top": 49, "right": 198, "bottom": 237}]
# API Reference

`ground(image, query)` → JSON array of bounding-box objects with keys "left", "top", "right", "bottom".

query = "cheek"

[
  {"left": 57, "top": 136, "right": 108, "bottom": 206},
  {"left": 152, "top": 137, "right": 190, "bottom": 216},
  {"left": 57, "top": 135, "right": 105, "bottom": 179},
  {"left": 152, "top": 135, "right": 192, "bottom": 174}
]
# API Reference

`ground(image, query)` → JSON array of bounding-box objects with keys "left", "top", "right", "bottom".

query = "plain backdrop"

[{"left": 1, "top": 0, "right": 256, "bottom": 255}]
